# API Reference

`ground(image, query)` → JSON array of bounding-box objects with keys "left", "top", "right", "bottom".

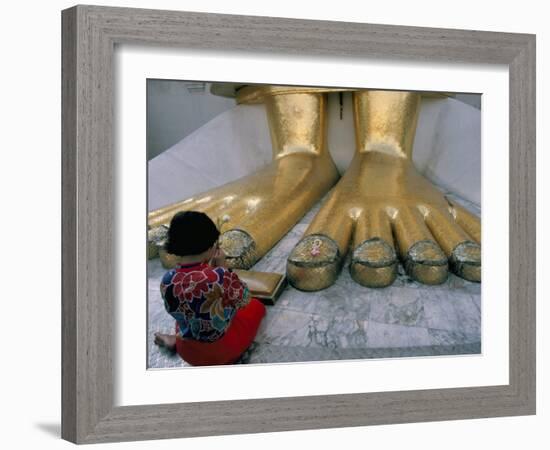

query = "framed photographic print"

[{"left": 62, "top": 4, "right": 535, "bottom": 444}]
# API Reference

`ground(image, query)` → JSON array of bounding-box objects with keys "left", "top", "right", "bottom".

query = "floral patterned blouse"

[{"left": 160, "top": 262, "right": 250, "bottom": 342}]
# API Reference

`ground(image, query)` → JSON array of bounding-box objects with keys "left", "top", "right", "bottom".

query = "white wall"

[
  {"left": 1, "top": 1, "right": 546, "bottom": 449},
  {"left": 147, "top": 80, "right": 236, "bottom": 160}
]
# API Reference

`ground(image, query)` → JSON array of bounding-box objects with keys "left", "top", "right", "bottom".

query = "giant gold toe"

[{"left": 287, "top": 234, "right": 343, "bottom": 291}]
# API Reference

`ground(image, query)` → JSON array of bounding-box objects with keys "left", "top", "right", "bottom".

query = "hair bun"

[{"left": 164, "top": 211, "right": 220, "bottom": 256}]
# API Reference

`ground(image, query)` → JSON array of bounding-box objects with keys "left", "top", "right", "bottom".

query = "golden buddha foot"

[
  {"left": 148, "top": 88, "right": 340, "bottom": 269},
  {"left": 287, "top": 90, "right": 481, "bottom": 290}
]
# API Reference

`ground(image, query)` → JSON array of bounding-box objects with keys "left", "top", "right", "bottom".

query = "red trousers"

[{"left": 175, "top": 298, "right": 266, "bottom": 366}]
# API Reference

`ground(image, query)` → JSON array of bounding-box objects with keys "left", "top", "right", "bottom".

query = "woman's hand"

[{"left": 211, "top": 247, "right": 227, "bottom": 267}]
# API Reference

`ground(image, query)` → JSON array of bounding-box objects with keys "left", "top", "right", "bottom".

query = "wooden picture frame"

[{"left": 61, "top": 5, "right": 536, "bottom": 444}]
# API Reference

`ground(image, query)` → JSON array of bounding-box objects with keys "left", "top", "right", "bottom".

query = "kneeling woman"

[{"left": 154, "top": 211, "right": 266, "bottom": 365}]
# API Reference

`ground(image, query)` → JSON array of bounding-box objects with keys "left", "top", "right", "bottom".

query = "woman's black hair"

[{"left": 164, "top": 211, "right": 220, "bottom": 257}]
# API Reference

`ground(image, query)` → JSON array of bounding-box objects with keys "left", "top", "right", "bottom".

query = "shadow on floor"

[{"left": 35, "top": 423, "right": 61, "bottom": 438}]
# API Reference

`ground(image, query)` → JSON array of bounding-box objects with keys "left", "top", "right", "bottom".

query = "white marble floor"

[{"left": 147, "top": 190, "right": 481, "bottom": 368}]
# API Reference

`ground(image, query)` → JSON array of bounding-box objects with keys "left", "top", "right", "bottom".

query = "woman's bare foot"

[{"left": 154, "top": 332, "right": 177, "bottom": 352}]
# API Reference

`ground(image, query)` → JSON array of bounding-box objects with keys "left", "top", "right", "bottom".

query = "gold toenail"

[
  {"left": 219, "top": 229, "right": 257, "bottom": 269},
  {"left": 450, "top": 241, "right": 481, "bottom": 282},
  {"left": 287, "top": 235, "right": 341, "bottom": 291},
  {"left": 405, "top": 240, "right": 448, "bottom": 285},
  {"left": 147, "top": 225, "right": 169, "bottom": 259},
  {"left": 351, "top": 238, "right": 397, "bottom": 288}
]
